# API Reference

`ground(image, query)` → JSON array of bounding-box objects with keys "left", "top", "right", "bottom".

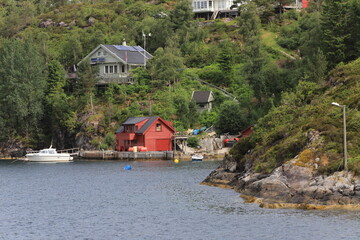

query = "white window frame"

[{"left": 104, "top": 65, "right": 119, "bottom": 74}]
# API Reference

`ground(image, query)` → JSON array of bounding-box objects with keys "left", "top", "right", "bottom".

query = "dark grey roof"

[
  {"left": 115, "top": 126, "right": 124, "bottom": 133},
  {"left": 104, "top": 45, "right": 152, "bottom": 65},
  {"left": 192, "top": 91, "right": 214, "bottom": 103},
  {"left": 137, "top": 116, "right": 158, "bottom": 134},
  {"left": 115, "top": 116, "right": 174, "bottom": 134},
  {"left": 115, "top": 117, "right": 148, "bottom": 133},
  {"left": 123, "top": 117, "right": 149, "bottom": 125}
]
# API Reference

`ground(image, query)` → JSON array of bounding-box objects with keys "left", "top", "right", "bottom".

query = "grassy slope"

[{"left": 230, "top": 59, "right": 360, "bottom": 174}]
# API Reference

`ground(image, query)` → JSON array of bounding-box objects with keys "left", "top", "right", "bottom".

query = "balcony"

[
  {"left": 192, "top": 0, "right": 235, "bottom": 13},
  {"left": 96, "top": 73, "right": 135, "bottom": 85},
  {"left": 121, "top": 133, "right": 136, "bottom": 140}
]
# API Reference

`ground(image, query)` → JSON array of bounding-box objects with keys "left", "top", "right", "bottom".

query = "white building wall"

[{"left": 192, "top": 0, "right": 234, "bottom": 12}]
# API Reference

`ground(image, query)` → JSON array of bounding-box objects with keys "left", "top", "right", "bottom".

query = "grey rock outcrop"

[{"left": 202, "top": 152, "right": 360, "bottom": 209}]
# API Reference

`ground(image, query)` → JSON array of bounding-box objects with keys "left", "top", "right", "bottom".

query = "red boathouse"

[{"left": 115, "top": 116, "right": 175, "bottom": 152}]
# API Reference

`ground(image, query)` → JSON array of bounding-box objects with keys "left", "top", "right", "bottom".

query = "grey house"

[
  {"left": 191, "top": 91, "right": 215, "bottom": 113},
  {"left": 78, "top": 41, "right": 152, "bottom": 85}
]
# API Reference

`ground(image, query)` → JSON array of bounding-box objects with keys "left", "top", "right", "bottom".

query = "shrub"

[{"left": 187, "top": 137, "right": 199, "bottom": 148}]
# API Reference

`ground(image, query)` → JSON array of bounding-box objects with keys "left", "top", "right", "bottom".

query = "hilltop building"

[
  {"left": 192, "top": 0, "right": 239, "bottom": 19},
  {"left": 78, "top": 40, "right": 152, "bottom": 86},
  {"left": 193, "top": 0, "right": 309, "bottom": 20}
]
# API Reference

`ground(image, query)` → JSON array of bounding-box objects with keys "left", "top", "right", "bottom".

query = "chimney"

[{"left": 122, "top": 39, "right": 127, "bottom": 46}]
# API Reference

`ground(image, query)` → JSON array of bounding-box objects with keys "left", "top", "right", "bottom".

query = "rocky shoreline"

[{"left": 202, "top": 153, "right": 360, "bottom": 210}]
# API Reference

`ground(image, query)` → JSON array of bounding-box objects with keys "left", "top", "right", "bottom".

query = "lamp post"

[
  {"left": 142, "top": 31, "right": 151, "bottom": 69},
  {"left": 331, "top": 102, "right": 348, "bottom": 170}
]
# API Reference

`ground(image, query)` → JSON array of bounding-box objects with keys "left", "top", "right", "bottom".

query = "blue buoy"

[{"left": 124, "top": 165, "right": 132, "bottom": 171}]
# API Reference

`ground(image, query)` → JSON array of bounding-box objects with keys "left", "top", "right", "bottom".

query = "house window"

[
  {"left": 104, "top": 65, "right": 118, "bottom": 74},
  {"left": 98, "top": 51, "right": 101, "bottom": 56},
  {"left": 209, "top": 1, "right": 212, "bottom": 7},
  {"left": 122, "top": 65, "right": 125, "bottom": 73},
  {"left": 103, "top": 51, "right": 107, "bottom": 56},
  {"left": 156, "top": 124, "right": 162, "bottom": 132}
]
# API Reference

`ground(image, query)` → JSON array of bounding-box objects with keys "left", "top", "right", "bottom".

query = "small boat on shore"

[
  {"left": 192, "top": 154, "right": 203, "bottom": 162},
  {"left": 25, "top": 146, "right": 73, "bottom": 162}
]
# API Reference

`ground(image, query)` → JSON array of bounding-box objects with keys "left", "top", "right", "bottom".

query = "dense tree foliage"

[
  {"left": 0, "top": 39, "right": 47, "bottom": 143},
  {"left": 0, "top": 0, "right": 358, "bottom": 151}
]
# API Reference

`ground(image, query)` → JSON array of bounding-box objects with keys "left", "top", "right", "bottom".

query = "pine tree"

[
  {"left": 0, "top": 39, "right": 47, "bottom": 141},
  {"left": 322, "top": 0, "right": 348, "bottom": 68},
  {"left": 238, "top": 2, "right": 268, "bottom": 101}
]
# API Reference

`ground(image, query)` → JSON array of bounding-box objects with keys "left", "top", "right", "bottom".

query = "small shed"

[
  {"left": 115, "top": 116, "right": 175, "bottom": 152},
  {"left": 191, "top": 91, "right": 215, "bottom": 113}
]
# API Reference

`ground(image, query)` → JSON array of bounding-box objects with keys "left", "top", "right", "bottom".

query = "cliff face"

[{"left": 202, "top": 59, "right": 360, "bottom": 209}]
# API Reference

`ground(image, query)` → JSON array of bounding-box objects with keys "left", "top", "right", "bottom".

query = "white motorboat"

[
  {"left": 25, "top": 147, "right": 73, "bottom": 162},
  {"left": 192, "top": 154, "right": 204, "bottom": 162}
]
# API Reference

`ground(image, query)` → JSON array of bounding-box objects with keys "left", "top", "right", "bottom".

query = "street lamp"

[
  {"left": 142, "top": 31, "right": 151, "bottom": 69},
  {"left": 331, "top": 102, "right": 348, "bottom": 170}
]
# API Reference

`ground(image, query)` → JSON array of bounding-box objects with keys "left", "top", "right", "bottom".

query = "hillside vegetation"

[
  {"left": 0, "top": 0, "right": 359, "bottom": 163},
  {"left": 230, "top": 58, "right": 360, "bottom": 174}
]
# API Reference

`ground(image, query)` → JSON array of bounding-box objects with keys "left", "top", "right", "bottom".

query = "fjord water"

[{"left": 1, "top": 161, "right": 359, "bottom": 240}]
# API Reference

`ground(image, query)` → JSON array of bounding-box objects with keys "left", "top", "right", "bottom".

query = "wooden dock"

[{"left": 78, "top": 150, "right": 174, "bottom": 161}]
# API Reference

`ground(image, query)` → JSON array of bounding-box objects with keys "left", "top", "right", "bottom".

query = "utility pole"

[
  {"left": 332, "top": 102, "right": 348, "bottom": 170},
  {"left": 142, "top": 31, "right": 151, "bottom": 69}
]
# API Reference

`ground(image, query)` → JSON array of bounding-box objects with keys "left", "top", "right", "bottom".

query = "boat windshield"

[{"left": 39, "top": 149, "right": 57, "bottom": 154}]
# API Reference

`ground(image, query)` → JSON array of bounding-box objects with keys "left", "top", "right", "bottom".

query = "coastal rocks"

[
  {"left": 202, "top": 155, "right": 239, "bottom": 188},
  {"left": 0, "top": 140, "right": 28, "bottom": 159},
  {"left": 202, "top": 150, "right": 360, "bottom": 209}
]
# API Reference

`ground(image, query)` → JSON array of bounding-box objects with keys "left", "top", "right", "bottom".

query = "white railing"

[{"left": 192, "top": 0, "right": 234, "bottom": 12}]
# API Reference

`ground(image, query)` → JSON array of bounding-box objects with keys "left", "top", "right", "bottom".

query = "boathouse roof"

[{"left": 115, "top": 116, "right": 174, "bottom": 134}]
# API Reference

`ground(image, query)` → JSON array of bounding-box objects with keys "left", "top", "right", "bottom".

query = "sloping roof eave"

[{"left": 138, "top": 117, "right": 175, "bottom": 135}]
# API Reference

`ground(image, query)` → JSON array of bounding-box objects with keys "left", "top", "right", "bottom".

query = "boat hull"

[
  {"left": 25, "top": 154, "right": 73, "bottom": 162},
  {"left": 192, "top": 155, "right": 204, "bottom": 162}
]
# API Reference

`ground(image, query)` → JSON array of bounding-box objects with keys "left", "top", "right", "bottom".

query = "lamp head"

[{"left": 332, "top": 102, "right": 341, "bottom": 107}]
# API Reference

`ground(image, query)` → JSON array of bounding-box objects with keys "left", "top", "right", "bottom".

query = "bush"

[
  {"left": 187, "top": 137, "right": 199, "bottom": 148},
  {"left": 348, "top": 156, "right": 360, "bottom": 174},
  {"left": 104, "top": 132, "right": 115, "bottom": 149}
]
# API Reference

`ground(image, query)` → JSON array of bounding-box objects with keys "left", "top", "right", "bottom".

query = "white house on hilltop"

[
  {"left": 192, "top": 0, "right": 239, "bottom": 19},
  {"left": 78, "top": 41, "right": 152, "bottom": 85}
]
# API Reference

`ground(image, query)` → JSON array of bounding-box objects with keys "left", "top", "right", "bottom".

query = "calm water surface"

[{"left": 0, "top": 160, "right": 360, "bottom": 240}]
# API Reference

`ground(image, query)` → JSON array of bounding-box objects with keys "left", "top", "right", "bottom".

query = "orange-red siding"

[{"left": 115, "top": 117, "right": 174, "bottom": 152}]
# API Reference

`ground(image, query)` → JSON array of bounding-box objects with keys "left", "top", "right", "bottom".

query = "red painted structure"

[
  {"left": 302, "top": 0, "right": 309, "bottom": 8},
  {"left": 240, "top": 125, "right": 254, "bottom": 139},
  {"left": 115, "top": 116, "right": 175, "bottom": 152}
]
